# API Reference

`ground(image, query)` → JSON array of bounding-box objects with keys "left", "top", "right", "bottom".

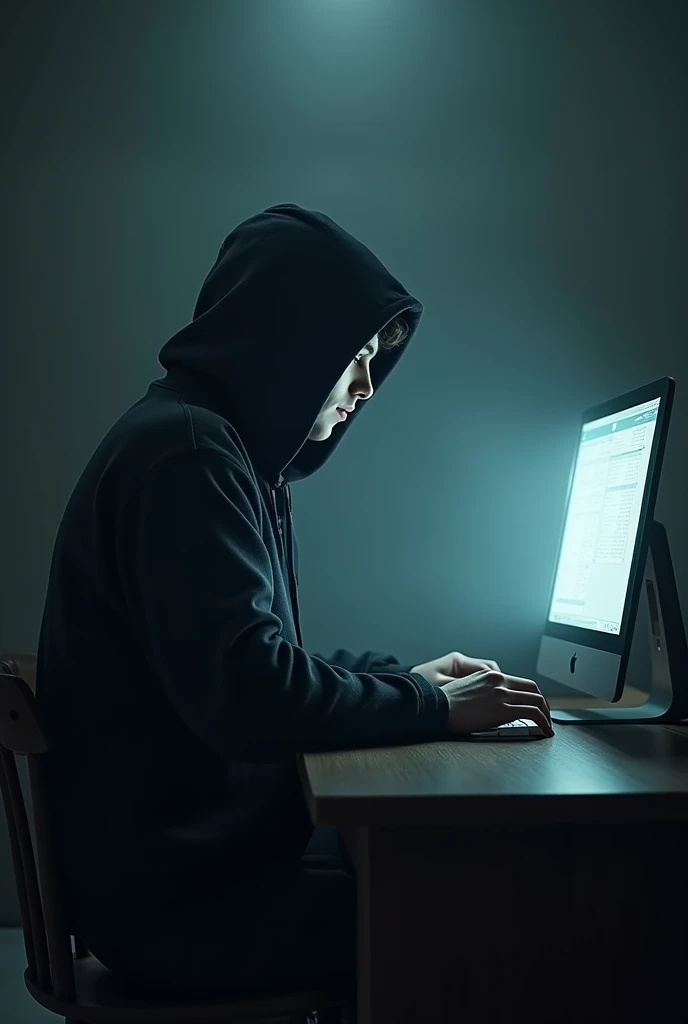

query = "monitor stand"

[{"left": 551, "top": 520, "right": 688, "bottom": 725}]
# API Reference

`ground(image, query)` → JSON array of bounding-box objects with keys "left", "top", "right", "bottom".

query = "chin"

[{"left": 309, "top": 424, "right": 333, "bottom": 442}]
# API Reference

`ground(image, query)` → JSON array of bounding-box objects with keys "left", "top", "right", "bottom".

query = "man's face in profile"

[{"left": 308, "top": 335, "right": 379, "bottom": 441}]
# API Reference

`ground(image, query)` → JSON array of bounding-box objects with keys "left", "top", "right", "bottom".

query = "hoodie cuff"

[{"left": 410, "top": 673, "right": 450, "bottom": 738}]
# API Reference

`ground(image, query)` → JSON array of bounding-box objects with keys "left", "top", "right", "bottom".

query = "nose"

[{"left": 352, "top": 365, "right": 374, "bottom": 402}]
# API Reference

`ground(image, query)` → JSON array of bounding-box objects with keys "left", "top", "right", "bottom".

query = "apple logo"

[{"left": 570, "top": 653, "right": 578, "bottom": 674}]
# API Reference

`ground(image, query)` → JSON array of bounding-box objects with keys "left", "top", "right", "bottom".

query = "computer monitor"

[{"left": 537, "top": 376, "right": 675, "bottom": 702}]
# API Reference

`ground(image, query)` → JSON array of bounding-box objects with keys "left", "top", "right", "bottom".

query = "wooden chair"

[{"left": 0, "top": 653, "right": 345, "bottom": 1024}]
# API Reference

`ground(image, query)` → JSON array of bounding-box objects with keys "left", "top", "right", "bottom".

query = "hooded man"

[{"left": 35, "top": 204, "right": 552, "bottom": 1001}]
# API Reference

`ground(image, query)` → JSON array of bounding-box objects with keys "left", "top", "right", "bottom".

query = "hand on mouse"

[
  {"left": 411, "top": 652, "right": 554, "bottom": 735},
  {"left": 440, "top": 668, "right": 554, "bottom": 737}
]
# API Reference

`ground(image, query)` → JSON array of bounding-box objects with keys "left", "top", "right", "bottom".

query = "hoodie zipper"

[
  {"left": 270, "top": 474, "right": 285, "bottom": 542},
  {"left": 271, "top": 474, "right": 303, "bottom": 648},
  {"left": 284, "top": 483, "right": 303, "bottom": 647}
]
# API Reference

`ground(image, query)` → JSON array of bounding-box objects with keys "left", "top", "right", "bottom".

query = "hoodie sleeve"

[
  {"left": 115, "top": 448, "right": 449, "bottom": 761},
  {"left": 314, "top": 649, "right": 417, "bottom": 677}
]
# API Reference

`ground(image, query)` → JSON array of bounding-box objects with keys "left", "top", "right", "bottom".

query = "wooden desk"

[{"left": 299, "top": 723, "right": 688, "bottom": 1024}]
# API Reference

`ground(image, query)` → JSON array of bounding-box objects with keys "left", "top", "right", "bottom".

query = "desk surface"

[{"left": 299, "top": 723, "right": 688, "bottom": 827}]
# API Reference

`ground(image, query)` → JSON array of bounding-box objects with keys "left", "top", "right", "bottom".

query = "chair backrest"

[{"left": 0, "top": 653, "right": 77, "bottom": 1001}]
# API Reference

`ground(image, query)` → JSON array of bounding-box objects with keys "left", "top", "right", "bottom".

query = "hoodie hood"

[{"left": 157, "top": 203, "right": 423, "bottom": 485}]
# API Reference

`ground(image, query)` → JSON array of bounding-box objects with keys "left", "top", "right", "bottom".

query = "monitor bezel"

[{"left": 543, "top": 376, "right": 675, "bottom": 698}]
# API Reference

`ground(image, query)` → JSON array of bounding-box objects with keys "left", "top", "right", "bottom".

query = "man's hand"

[
  {"left": 412, "top": 650, "right": 554, "bottom": 736},
  {"left": 410, "top": 651, "right": 501, "bottom": 687}
]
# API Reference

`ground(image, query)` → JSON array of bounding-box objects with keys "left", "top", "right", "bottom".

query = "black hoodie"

[{"left": 36, "top": 204, "right": 449, "bottom": 938}]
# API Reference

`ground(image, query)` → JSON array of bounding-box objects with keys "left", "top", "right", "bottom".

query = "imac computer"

[{"left": 536, "top": 376, "right": 688, "bottom": 725}]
